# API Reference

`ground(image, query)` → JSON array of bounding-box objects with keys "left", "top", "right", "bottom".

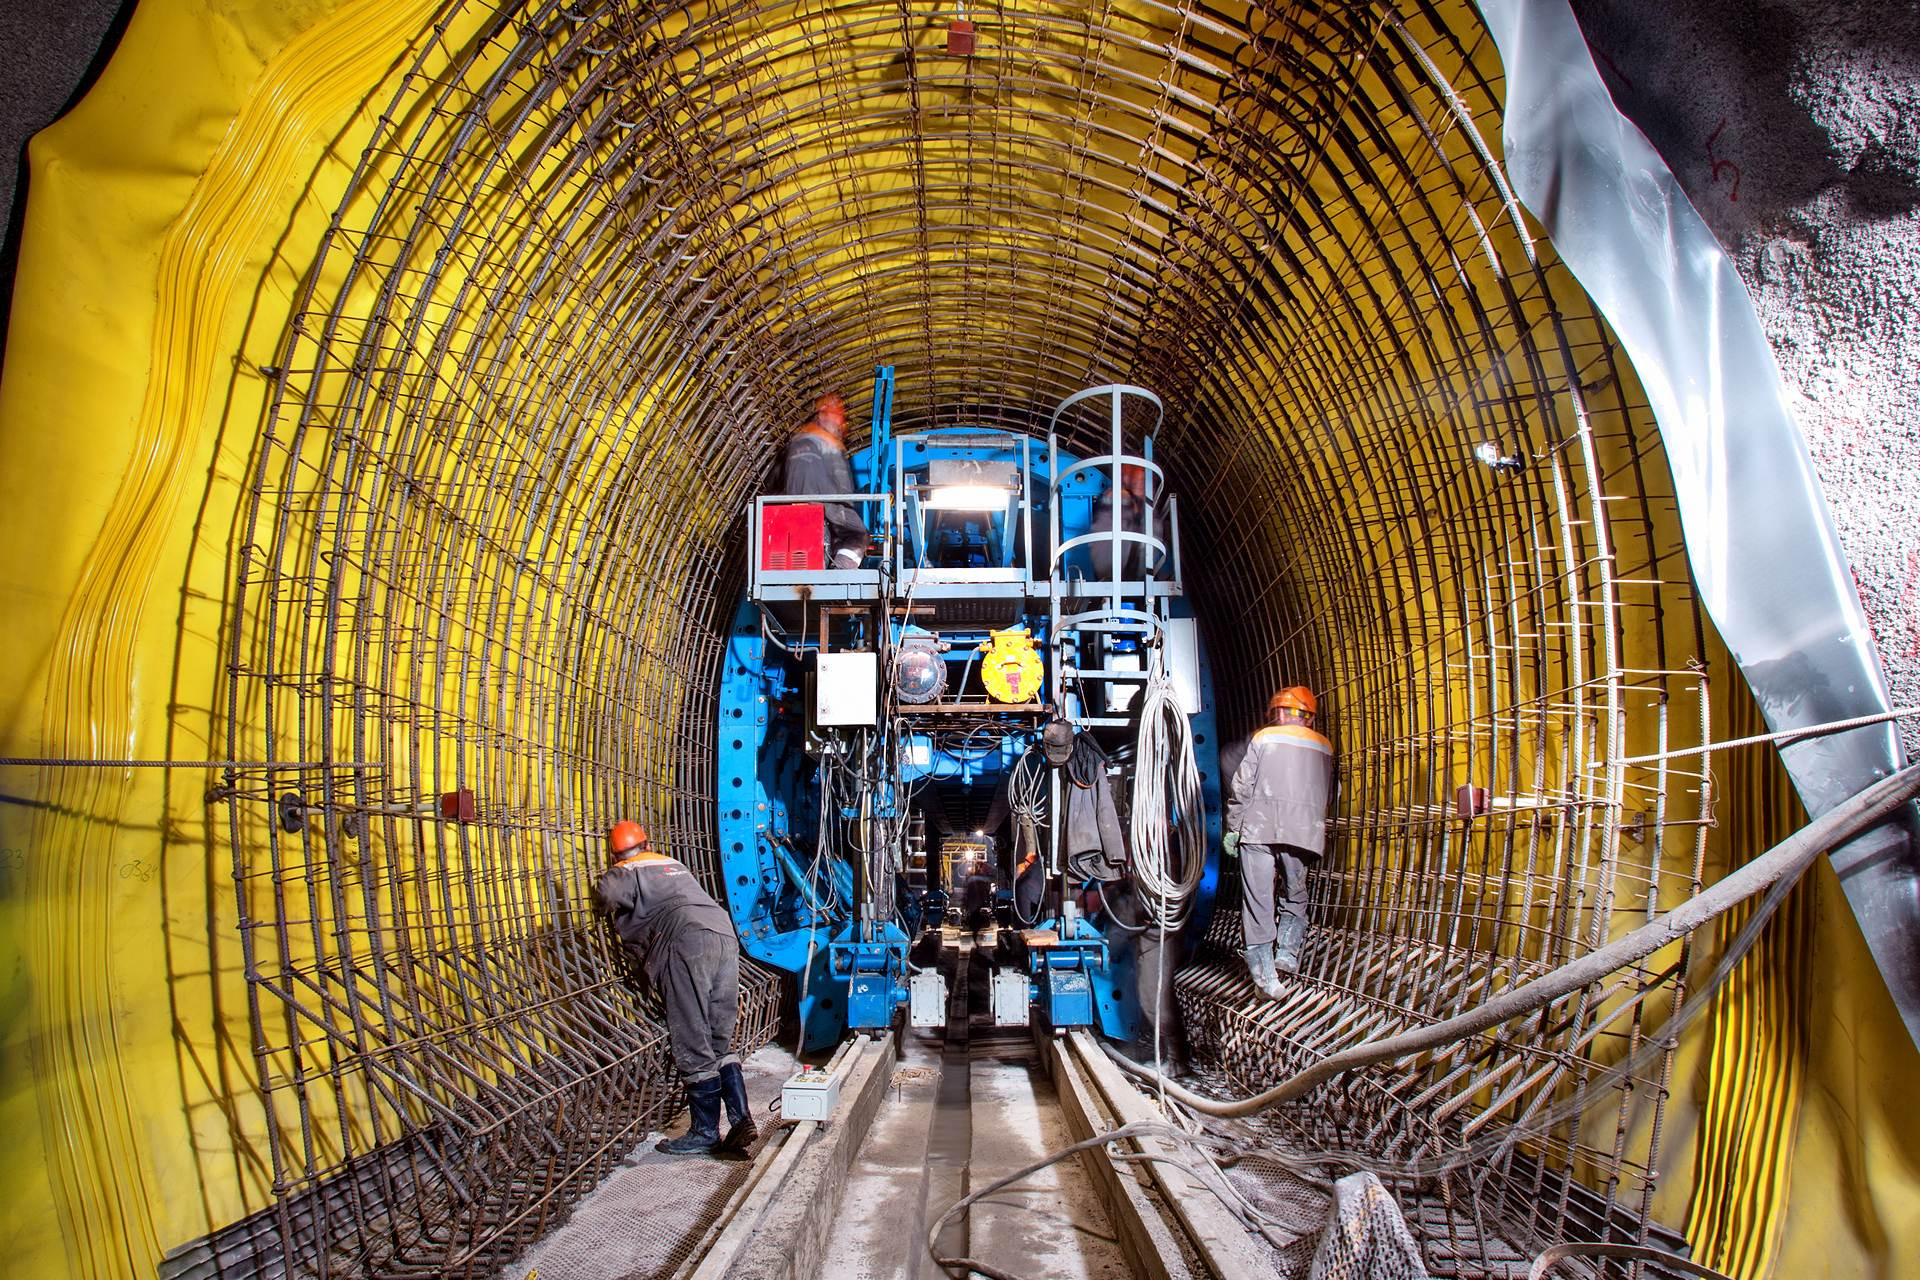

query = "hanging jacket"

[
  {"left": 985, "top": 743, "right": 1128, "bottom": 882},
  {"left": 782, "top": 425, "right": 866, "bottom": 540},
  {"left": 1063, "top": 747, "right": 1128, "bottom": 881},
  {"left": 1226, "top": 723, "right": 1334, "bottom": 854},
  {"left": 594, "top": 850, "right": 736, "bottom": 980}
]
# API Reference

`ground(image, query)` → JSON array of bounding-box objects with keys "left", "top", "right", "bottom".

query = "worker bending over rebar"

[
  {"left": 1225, "top": 687, "right": 1333, "bottom": 997},
  {"left": 595, "top": 821, "right": 758, "bottom": 1157}
]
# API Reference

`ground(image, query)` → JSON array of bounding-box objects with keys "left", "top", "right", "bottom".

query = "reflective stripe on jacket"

[
  {"left": 594, "top": 851, "right": 736, "bottom": 980},
  {"left": 782, "top": 428, "right": 865, "bottom": 537},
  {"left": 1225, "top": 724, "right": 1333, "bottom": 854}
]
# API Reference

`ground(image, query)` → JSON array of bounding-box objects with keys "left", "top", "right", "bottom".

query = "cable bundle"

[{"left": 1129, "top": 670, "right": 1204, "bottom": 929}]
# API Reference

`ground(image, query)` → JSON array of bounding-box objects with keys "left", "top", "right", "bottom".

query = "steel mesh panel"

[{"left": 212, "top": 1, "right": 1742, "bottom": 1275}]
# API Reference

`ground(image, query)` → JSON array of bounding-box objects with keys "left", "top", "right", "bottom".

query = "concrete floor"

[
  {"left": 506, "top": 931, "right": 1129, "bottom": 1280},
  {"left": 820, "top": 1025, "right": 1129, "bottom": 1280},
  {"left": 499, "top": 1042, "right": 801, "bottom": 1280}
]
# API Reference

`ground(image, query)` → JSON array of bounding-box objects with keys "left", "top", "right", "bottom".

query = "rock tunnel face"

[{"left": 4, "top": 1, "right": 1916, "bottom": 1278}]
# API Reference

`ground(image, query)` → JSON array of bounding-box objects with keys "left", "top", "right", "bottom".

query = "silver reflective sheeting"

[{"left": 1478, "top": 0, "right": 1920, "bottom": 1045}]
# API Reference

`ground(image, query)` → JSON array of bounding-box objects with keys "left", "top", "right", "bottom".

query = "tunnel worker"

[
  {"left": 595, "top": 821, "right": 758, "bottom": 1157},
  {"left": 1088, "top": 462, "right": 1149, "bottom": 582},
  {"left": 1224, "top": 687, "right": 1333, "bottom": 997},
  {"left": 782, "top": 391, "right": 868, "bottom": 570}
]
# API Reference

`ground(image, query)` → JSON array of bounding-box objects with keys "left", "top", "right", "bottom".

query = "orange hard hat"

[
  {"left": 607, "top": 820, "right": 649, "bottom": 857},
  {"left": 1120, "top": 463, "right": 1147, "bottom": 496},
  {"left": 814, "top": 393, "right": 847, "bottom": 434},
  {"left": 1270, "top": 686, "right": 1317, "bottom": 716}
]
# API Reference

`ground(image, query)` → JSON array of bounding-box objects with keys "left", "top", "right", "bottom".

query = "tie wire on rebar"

[{"left": 216, "top": 1, "right": 1772, "bottom": 1275}]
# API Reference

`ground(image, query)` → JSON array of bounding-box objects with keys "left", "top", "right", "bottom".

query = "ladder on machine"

[{"left": 1045, "top": 384, "right": 1182, "bottom": 730}]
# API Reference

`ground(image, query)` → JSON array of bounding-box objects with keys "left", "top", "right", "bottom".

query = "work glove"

[{"left": 1222, "top": 831, "right": 1240, "bottom": 858}]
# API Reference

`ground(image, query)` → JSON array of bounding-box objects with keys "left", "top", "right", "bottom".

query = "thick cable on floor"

[{"left": 1111, "top": 762, "right": 1920, "bottom": 1119}]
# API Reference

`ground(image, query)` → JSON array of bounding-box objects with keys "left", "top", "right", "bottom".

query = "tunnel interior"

[{"left": 3, "top": 1, "right": 1918, "bottom": 1278}]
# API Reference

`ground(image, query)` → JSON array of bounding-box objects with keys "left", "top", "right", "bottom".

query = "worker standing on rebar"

[
  {"left": 595, "top": 821, "right": 758, "bottom": 1157},
  {"left": 782, "top": 391, "right": 867, "bottom": 569},
  {"left": 1224, "top": 687, "right": 1333, "bottom": 997}
]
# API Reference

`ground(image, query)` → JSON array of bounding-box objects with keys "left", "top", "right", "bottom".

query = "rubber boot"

[
  {"left": 1273, "top": 915, "right": 1306, "bottom": 978},
  {"left": 716, "top": 1061, "right": 759, "bottom": 1153},
  {"left": 657, "top": 1076, "right": 723, "bottom": 1155},
  {"left": 1241, "top": 943, "right": 1281, "bottom": 1000}
]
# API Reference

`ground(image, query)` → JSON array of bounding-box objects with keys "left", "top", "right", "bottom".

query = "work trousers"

[
  {"left": 1240, "top": 843, "right": 1310, "bottom": 948},
  {"left": 656, "top": 930, "right": 741, "bottom": 1082}
]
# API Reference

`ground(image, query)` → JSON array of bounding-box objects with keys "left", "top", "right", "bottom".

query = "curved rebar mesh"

[{"left": 220, "top": 1, "right": 1726, "bottom": 1274}]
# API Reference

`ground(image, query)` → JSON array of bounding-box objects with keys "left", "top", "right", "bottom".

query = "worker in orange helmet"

[
  {"left": 782, "top": 391, "right": 867, "bottom": 570},
  {"left": 1223, "top": 687, "right": 1334, "bottom": 997},
  {"left": 595, "top": 821, "right": 757, "bottom": 1156}
]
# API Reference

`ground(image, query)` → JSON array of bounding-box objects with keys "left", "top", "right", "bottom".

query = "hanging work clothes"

[
  {"left": 1226, "top": 724, "right": 1334, "bottom": 854},
  {"left": 782, "top": 424, "right": 867, "bottom": 556},
  {"left": 1063, "top": 743, "right": 1128, "bottom": 882},
  {"left": 595, "top": 850, "right": 736, "bottom": 981},
  {"left": 984, "top": 741, "right": 1127, "bottom": 882}
]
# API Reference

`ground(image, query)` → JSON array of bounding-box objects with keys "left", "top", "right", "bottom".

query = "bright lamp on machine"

[
  {"left": 924, "top": 483, "right": 1012, "bottom": 510},
  {"left": 924, "top": 458, "right": 1017, "bottom": 510}
]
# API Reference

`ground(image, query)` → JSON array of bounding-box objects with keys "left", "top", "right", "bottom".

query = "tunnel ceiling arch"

[
  {"left": 5, "top": 0, "right": 1917, "bottom": 1277},
  {"left": 225, "top": 0, "right": 1724, "bottom": 1270}
]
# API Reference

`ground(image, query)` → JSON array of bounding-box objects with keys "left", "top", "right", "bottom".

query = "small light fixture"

[
  {"left": 925, "top": 483, "right": 1011, "bottom": 510},
  {"left": 1473, "top": 440, "right": 1523, "bottom": 473}
]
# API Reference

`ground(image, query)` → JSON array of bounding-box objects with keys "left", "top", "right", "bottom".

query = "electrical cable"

[
  {"left": 1105, "top": 760, "right": 1920, "bottom": 1124},
  {"left": 922, "top": 766, "right": 1920, "bottom": 1280},
  {"left": 1129, "top": 670, "right": 1204, "bottom": 929}
]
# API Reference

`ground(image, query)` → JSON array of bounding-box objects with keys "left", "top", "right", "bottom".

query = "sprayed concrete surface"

[
  {"left": 498, "top": 1042, "right": 800, "bottom": 1280},
  {"left": 1573, "top": 0, "right": 1920, "bottom": 756}
]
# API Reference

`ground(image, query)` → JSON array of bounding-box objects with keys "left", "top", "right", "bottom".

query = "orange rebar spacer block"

[{"left": 947, "top": 19, "right": 975, "bottom": 57}]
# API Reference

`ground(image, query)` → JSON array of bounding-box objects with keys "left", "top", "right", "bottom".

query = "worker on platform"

[
  {"left": 595, "top": 821, "right": 758, "bottom": 1157},
  {"left": 1087, "top": 462, "right": 1149, "bottom": 582},
  {"left": 1224, "top": 687, "right": 1333, "bottom": 997},
  {"left": 782, "top": 391, "right": 867, "bottom": 570}
]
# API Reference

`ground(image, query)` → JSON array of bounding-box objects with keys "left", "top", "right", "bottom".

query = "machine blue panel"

[{"left": 719, "top": 375, "right": 1224, "bottom": 1050}]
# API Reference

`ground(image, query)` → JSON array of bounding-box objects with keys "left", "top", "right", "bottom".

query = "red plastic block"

[
  {"left": 947, "top": 19, "right": 975, "bottom": 56},
  {"left": 762, "top": 503, "right": 826, "bottom": 570},
  {"left": 440, "top": 788, "right": 478, "bottom": 822},
  {"left": 1455, "top": 785, "right": 1488, "bottom": 819}
]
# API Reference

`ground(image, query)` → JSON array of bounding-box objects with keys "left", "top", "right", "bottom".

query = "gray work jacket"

[
  {"left": 1225, "top": 725, "right": 1334, "bottom": 854},
  {"left": 782, "top": 427, "right": 865, "bottom": 539},
  {"left": 594, "top": 851, "right": 736, "bottom": 980},
  {"left": 984, "top": 747, "right": 1128, "bottom": 881}
]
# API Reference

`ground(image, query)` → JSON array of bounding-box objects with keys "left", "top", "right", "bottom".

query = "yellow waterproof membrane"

[{"left": 1, "top": 1, "right": 1917, "bottom": 1277}]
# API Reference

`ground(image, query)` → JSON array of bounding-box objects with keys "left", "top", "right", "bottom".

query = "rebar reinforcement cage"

[{"left": 214, "top": 1, "right": 1805, "bottom": 1276}]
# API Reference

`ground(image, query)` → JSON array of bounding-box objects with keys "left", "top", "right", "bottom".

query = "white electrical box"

[
  {"left": 815, "top": 651, "right": 878, "bottom": 726},
  {"left": 1106, "top": 651, "right": 1143, "bottom": 714},
  {"left": 1164, "top": 616, "right": 1203, "bottom": 715},
  {"left": 909, "top": 970, "right": 948, "bottom": 1027},
  {"left": 992, "top": 968, "right": 1030, "bottom": 1027},
  {"left": 781, "top": 1067, "right": 843, "bottom": 1122}
]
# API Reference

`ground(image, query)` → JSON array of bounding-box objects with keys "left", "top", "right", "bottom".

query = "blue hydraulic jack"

[
  {"left": 828, "top": 925, "right": 912, "bottom": 1034},
  {"left": 1025, "top": 911, "right": 1109, "bottom": 1033}
]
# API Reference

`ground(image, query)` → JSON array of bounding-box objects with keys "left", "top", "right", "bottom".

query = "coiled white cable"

[{"left": 1129, "top": 670, "right": 1204, "bottom": 929}]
